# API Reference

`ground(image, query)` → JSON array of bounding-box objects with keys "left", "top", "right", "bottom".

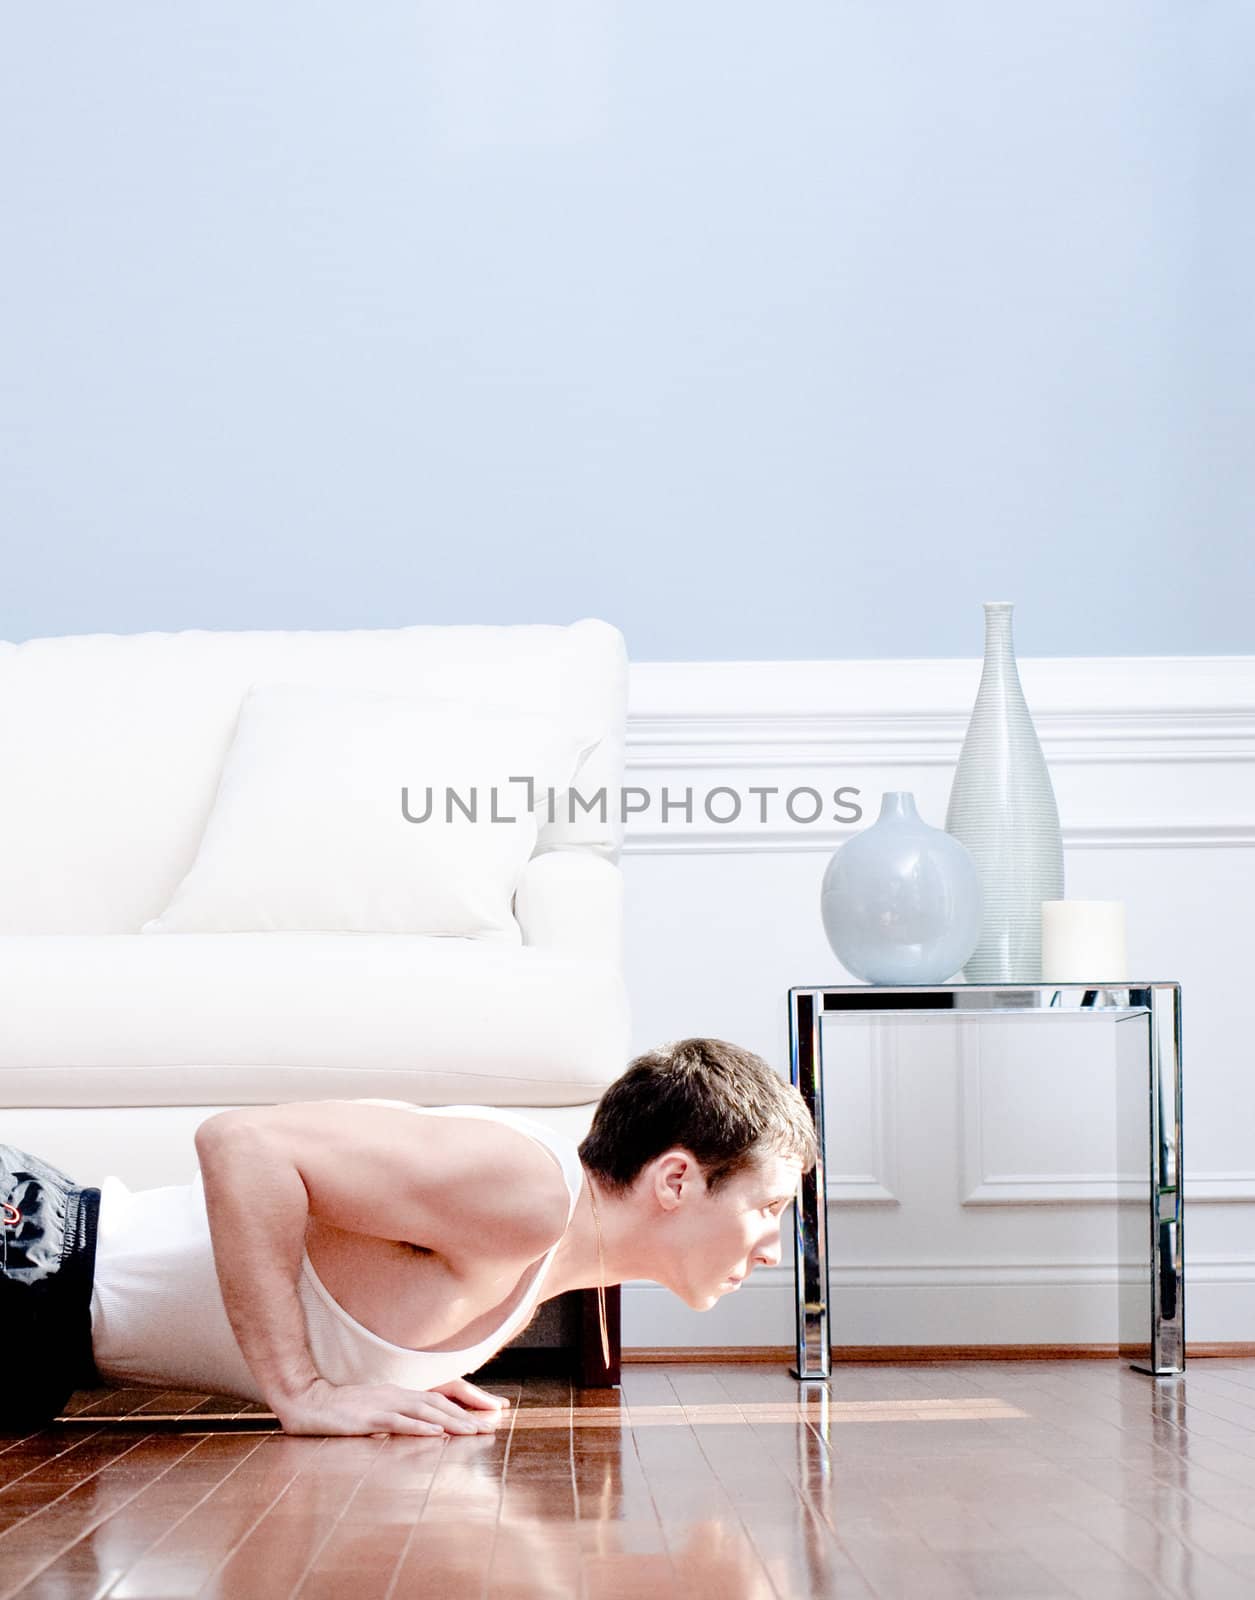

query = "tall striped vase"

[{"left": 944, "top": 601, "right": 1063, "bottom": 981}]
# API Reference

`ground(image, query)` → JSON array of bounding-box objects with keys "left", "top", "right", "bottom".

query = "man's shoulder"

[{"left": 378, "top": 1106, "right": 575, "bottom": 1258}]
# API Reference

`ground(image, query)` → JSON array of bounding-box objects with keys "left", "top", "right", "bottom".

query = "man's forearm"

[{"left": 195, "top": 1114, "right": 323, "bottom": 1410}]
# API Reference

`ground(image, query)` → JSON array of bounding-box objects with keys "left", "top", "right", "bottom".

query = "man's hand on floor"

[{"left": 271, "top": 1376, "right": 510, "bottom": 1438}]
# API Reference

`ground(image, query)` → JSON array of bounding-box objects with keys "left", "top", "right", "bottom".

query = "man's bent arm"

[{"left": 194, "top": 1113, "right": 322, "bottom": 1411}]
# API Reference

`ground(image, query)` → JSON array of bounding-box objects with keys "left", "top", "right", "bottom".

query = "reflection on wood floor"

[{"left": 4, "top": 1359, "right": 1255, "bottom": 1598}]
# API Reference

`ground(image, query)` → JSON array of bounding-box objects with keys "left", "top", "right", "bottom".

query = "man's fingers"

[
  {"left": 438, "top": 1379, "right": 510, "bottom": 1410},
  {"left": 416, "top": 1393, "right": 488, "bottom": 1429},
  {"left": 375, "top": 1415, "right": 445, "bottom": 1437},
  {"left": 377, "top": 1405, "right": 492, "bottom": 1437},
  {"left": 412, "top": 1391, "right": 504, "bottom": 1430},
  {"left": 458, "top": 1382, "right": 510, "bottom": 1410}
]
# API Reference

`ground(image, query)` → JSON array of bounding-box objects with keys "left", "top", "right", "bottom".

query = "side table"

[{"left": 787, "top": 981, "right": 1184, "bottom": 1381}]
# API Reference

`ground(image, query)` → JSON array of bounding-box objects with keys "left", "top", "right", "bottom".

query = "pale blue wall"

[{"left": 2, "top": 3, "right": 1251, "bottom": 660}]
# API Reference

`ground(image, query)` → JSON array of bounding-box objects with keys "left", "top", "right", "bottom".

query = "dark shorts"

[{"left": 0, "top": 1142, "right": 102, "bottom": 1430}]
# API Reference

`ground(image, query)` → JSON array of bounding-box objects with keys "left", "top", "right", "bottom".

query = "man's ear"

[{"left": 650, "top": 1148, "right": 703, "bottom": 1213}]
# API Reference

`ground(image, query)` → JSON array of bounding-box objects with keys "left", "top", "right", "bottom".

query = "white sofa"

[{"left": 0, "top": 618, "right": 632, "bottom": 1192}]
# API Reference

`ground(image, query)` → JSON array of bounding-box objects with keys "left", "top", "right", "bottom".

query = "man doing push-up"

[{"left": 0, "top": 1038, "right": 817, "bottom": 1437}]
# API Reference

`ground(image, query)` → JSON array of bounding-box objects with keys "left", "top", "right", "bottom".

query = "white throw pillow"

[{"left": 141, "top": 682, "right": 595, "bottom": 940}]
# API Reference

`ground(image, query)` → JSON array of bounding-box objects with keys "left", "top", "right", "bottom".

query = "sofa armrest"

[{"left": 513, "top": 851, "right": 624, "bottom": 966}]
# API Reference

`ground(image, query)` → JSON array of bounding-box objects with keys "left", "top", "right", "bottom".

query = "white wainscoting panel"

[{"left": 617, "top": 654, "right": 1255, "bottom": 1348}]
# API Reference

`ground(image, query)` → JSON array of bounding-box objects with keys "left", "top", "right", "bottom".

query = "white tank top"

[{"left": 89, "top": 1101, "right": 585, "bottom": 1405}]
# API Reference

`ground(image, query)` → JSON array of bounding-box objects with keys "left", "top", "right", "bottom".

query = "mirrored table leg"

[
  {"left": 790, "top": 989, "right": 830, "bottom": 1380},
  {"left": 1134, "top": 983, "right": 1185, "bottom": 1375}
]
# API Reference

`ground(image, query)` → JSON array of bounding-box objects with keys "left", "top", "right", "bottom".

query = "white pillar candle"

[{"left": 1040, "top": 900, "right": 1128, "bottom": 982}]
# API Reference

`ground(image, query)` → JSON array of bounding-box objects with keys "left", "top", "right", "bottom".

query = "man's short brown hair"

[{"left": 578, "top": 1037, "right": 818, "bottom": 1197}]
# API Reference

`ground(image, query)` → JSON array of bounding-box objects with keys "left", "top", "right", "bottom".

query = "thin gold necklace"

[{"left": 585, "top": 1172, "right": 611, "bottom": 1370}]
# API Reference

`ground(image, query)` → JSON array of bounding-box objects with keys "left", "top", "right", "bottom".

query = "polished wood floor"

[{"left": 4, "top": 1360, "right": 1255, "bottom": 1598}]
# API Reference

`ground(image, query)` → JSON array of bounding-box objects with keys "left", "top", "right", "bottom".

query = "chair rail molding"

[{"left": 621, "top": 654, "right": 1255, "bottom": 854}]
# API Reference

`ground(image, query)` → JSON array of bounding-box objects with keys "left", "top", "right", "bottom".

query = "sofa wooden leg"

[{"left": 578, "top": 1284, "right": 621, "bottom": 1388}]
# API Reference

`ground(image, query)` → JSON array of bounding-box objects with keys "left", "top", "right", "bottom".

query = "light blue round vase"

[{"left": 821, "top": 791, "right": 983, "bottom": 984}]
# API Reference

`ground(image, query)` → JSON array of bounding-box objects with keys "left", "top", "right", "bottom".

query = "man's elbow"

[{"left": 194, "top": 1109, "right": 265, "bottom": 1160}]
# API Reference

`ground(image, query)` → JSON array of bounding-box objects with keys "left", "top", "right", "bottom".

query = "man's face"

[{"left": 645, "top": 1148, "right": 804, "bottom": 1311}]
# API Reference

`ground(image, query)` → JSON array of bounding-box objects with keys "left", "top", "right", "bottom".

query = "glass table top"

[{"left": 789, "top": 981, "right": 1178, "bottom": 1015}]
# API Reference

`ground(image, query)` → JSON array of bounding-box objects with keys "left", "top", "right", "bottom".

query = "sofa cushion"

[
  {"left": 0, "top": 934, "right": 630, "bottom": 1108},
  {"left": 0, "top": 619, "right": 627, "bottom": 933},
  {"left": 142, "top": 683, "right": 592, "bottom": 941}
]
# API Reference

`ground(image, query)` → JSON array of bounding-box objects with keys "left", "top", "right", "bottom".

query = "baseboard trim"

[{"left": 622, "top": 1343, "right": 1255, "bottom": 1363}]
